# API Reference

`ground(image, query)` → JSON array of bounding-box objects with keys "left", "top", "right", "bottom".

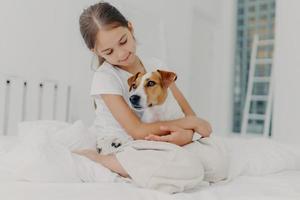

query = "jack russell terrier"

[
  {"left": 127, "top": 69, "right": 184, "bottom": 122},
  {"left": 96, "top": 69, "right": 201, "bottom": 154}
]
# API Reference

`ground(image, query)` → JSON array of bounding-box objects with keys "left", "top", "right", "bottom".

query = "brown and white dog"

[
  {"left": 96, "top": 69, "right": 185, "bottom": 155},
  {"left": 127, "top": 69, "right": 184, "bottom": 122}
]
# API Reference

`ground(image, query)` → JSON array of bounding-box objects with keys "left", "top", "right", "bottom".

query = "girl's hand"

[
  {"left": 189, "top": 116, "right": 212, "bottom": 137},
  {"left": 72, "top": 149, "right": 99, "bottom": 162},
  {"left": 145, "top": 125, "right": 194, "bottom": 146}
]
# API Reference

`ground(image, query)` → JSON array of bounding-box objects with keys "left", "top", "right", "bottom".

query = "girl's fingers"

[
  {"left": 159, "top": 126, "right": 168, "bottom": 131},
  {"left": 145, "top": 134, "right": 160, "bottom": 140},
  {"left": 160, "top": 125, "right": 181, "bottom": 132},
  {"left": 155, "top": 134, "right": 172, "bottom": 142},
  {"left": 145, "top": 134, "right": 151, "bottom": 140},
  {"left": 145, "top": 134, "right": 172, "bottom": 142},
  {"left": 151, "top": 135, "right": 162, "bottom": 141}
]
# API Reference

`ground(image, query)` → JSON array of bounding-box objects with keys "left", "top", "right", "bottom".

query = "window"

[
  {"left": 238, "top": 8, "right": 244, "bottom": 15},
  {"left": 249, "top": 6, "right": 256, "bottom": 12},
  {"left": 238, "top": 19, "right": 244, "bottom": 26},
  {"left": 260, "top": 4, "right": 268, "bottom": 11},
  {"left": 233, "top": 0, "right": 276, "bottom": 134}
]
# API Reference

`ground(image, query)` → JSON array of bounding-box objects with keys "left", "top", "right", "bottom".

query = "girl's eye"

[
  {"left": 120, "top": 39, "right": 127, "bottom": 45},
  {"left": 146, "top": 81, "right": 156, "bottom": 87},
  {"left": 106, "top": 50, "right": 113, "bottom": 55}
]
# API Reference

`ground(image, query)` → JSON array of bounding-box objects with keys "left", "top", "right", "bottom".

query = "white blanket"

[
  {"left": 0, "top": 121, "right": 211, "bottom": 193},
  {"left": 0, "top": 120, "right": 230, "bottom": 194},
  {"left": 1, "top": 170, "right": 299, "bottom": 200},
  {"left": 1, "top": 120, "right": 300, "bottom": 194},
  {"left": 116, "top": 140, "right": 207, "bottom": 193},
  {"left": 223, "top": 136, "right": 300, "bottom": 179},
  {"left": 0, "top": 120, "right": 118, "bottom": 183}
]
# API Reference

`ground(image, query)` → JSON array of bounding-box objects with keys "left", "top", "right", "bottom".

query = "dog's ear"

[
  {"left": 127, "top": 72, "right": 141, "bottom": 92},
  {"left": 157, "top": 69, "right": 177, "bottom": 88}
]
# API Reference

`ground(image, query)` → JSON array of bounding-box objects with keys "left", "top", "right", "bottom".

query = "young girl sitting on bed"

[{"left": 73, "top": 2, "right": 228, "bottom": 188}]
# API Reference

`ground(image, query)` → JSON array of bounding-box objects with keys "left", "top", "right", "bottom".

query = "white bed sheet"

[
  {"left": 175, "top": 170, "right": 300, "bottom": 200},
  {"left": 0, "top": 170, "right": 299, "bottom": 200},
  {"left": 1, "top": 121, "right": 300, "bottom": 199}
]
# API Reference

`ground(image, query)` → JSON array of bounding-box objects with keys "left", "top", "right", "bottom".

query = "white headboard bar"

[{"left": 0, "top": 74, "right": 71, "bottom": 136}]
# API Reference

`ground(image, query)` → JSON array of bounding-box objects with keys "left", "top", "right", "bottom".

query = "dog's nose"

[{"left": 129, "top": 95, "right": 140, "bottom": 104}]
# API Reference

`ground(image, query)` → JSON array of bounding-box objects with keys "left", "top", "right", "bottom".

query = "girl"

[{"left": 74, "top": 2, "right": 213, "bottom": 178}]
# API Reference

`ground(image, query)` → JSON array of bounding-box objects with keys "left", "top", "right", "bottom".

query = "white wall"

[
  {"left": 0, "top": 0, "right": 98, "bottom": 125},
  {"left": 272, "top": 0, "right": 300, "bottom": 143},
  {"left": 189, "top": 0, "right": 235, "bottom": 135},
  {"left": 0, "top": 0, "right": 73, "bottom": 81},
  {"left": 0, "top": 0, "right": 235, "bottom": 134}
]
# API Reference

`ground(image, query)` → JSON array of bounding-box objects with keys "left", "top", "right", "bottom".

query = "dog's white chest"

[{"left": 141, "top": 92, "right": 184, "bottom": 123}]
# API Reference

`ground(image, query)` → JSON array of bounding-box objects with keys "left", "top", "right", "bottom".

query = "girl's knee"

[
  {"left": 184, "top": 139, "right": 230, "bottom": 183},
  {"left": 204, "top": 154, "right": 229, "bottom": 183}
]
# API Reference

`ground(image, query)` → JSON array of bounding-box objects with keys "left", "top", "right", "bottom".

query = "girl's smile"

[
  {"left": 120, "top": 52, "right": 131, "bottom": 63},
  {"left": 93, "top": 26, "right": 137, "bottom": 68}
]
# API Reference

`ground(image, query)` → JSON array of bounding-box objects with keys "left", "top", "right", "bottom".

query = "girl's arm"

[
  {"left": 100, "top": 94, "right": 201, "bottom": 140},
  {"left": 169, "top": 83, "right": 212, "bottom": 136},
  {"left": 169, "top": 83, "right": 196, "bottom": 117}
]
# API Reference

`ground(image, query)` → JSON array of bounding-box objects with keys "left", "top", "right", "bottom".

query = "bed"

[
  {"left": 0, "top": 73, "right": 300, "bottom": 200},
  {"left": 0, "top": 171, "right": 299, "bottom": 200},
  {"left": 0, "top": 73, "right": 71, "bottom": 136}
]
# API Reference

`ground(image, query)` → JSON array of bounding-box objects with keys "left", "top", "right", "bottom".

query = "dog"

[
  {"left": 96, "top": 69, "right": 185, "bottom": 155},
  {"left": 127, "top": 69, "right": 184, "bottom": 122}
]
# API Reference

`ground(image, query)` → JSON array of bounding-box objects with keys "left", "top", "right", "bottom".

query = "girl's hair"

[{"left": 79, "top": 2, "right": 129, "bottom": 66}]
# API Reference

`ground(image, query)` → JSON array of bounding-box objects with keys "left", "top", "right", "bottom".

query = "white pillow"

[
  {"left": 0, "top": 133, "right": 81, "bottom": 182},
  {"left": 52, "top": 120, "right": 97, "bottom": 151},
  {"left": 225, "top": 137, "right": 300, "bottom": 179},
  {"left": 0, "top": 120, "right": 98, "bottom": 182},
  {"left": 17, "top": 120, "right": 70, "bottom": 138},
  {"left": 17, "top": 120, "right": 96, "bottom": 150},
  {"left": 0, "top": 136, "right": 19, "bottom": 153}
]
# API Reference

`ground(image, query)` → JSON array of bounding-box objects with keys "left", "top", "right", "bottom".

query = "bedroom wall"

[
  {"left": 189, "top": 0, "right": 236, "bottom": 135},
  {"left": 0, "top": 0, "right": 78, "bottom": 83},
  {"left": 0, "top": 0, "right": 235, "bottom": 135},
  {"left": 0, "top": 0, "right": 94, "bottom": 124},
  {"left": 0, "top": 0, "right": 194, "bottom": 126},
  {"left": 272, "top": 0, "right": 300, "bottom": 143}
]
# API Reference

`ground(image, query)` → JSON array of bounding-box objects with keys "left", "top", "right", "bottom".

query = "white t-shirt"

[{"left": 90, "top": 54, "right": 168, "bottom": 138}]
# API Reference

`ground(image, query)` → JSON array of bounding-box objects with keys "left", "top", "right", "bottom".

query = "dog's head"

[{"left": 127, "top": 69, "right": 177, "bottom": 111}]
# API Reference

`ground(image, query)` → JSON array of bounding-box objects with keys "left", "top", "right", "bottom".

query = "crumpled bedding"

[{"left": 0, "top": 120, "right": 300, "bottom": 194}]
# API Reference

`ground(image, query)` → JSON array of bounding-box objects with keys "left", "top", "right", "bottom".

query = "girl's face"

[{"left": 93, "top": 24, "right": 137, "bottom": 67}]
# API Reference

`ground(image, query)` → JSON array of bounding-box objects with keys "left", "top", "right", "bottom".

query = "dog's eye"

[
  {"left": 132, "top": 83, "right": 137, "bottom": 89},
  {"left": 146, "top": 81, "right": 156, "bottom": 87}
]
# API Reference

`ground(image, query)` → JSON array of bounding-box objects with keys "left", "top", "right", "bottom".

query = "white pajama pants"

[
  {"left": 115, "top": 137, "right": 229, "bottom": 193},
  {"left": 183, "top": 137, "right": 229, "bottom": 183}
]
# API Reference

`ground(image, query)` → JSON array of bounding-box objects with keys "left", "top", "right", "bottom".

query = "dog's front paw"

[
  {"left": 96, "top": 147, "right": 102, "bottom": 154},
  {"left": 111, "top": 140, "right": 122, "bottom": 148},
  {"left": 96, "top": 135, "right": 127, "bottom": 155}
]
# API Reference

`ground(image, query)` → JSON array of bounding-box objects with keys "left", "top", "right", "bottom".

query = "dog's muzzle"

[{"left": 129, "top": 95, "right": 143, "bottom": 109}]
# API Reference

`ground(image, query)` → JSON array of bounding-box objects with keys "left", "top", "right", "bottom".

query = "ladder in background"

[{"left": 241, "top": 35, "right": 274, "bottom": 137}]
